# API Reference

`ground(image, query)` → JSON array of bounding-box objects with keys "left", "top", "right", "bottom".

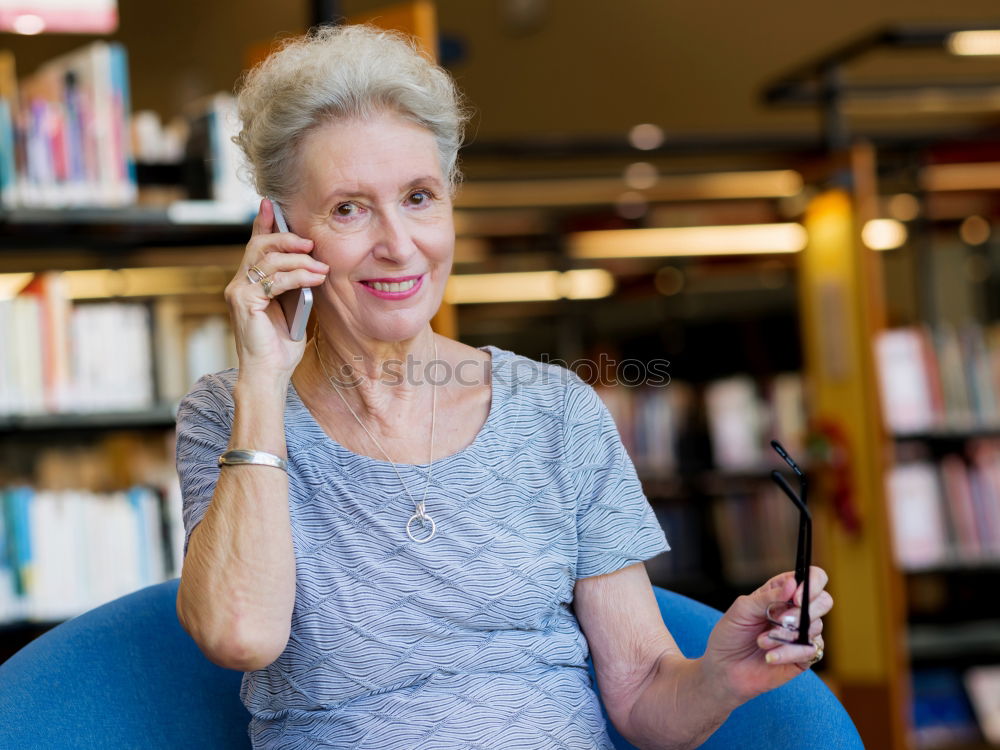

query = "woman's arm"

[
  {"left": 573, "top": 562, "right": 832, "bottom": 750},
  {"left": 176, "top": 373, "right": 297, "bottom": 672},
  {"left": 176, "top": 198, "right": 326, "bottom": 672}
]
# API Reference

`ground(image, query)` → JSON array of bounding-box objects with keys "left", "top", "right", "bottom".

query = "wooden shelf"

[
  {"left": 894, "top": 427, "right": 1000, "bottom": 443},
  {"left": 0, "top": 205, "right": 252, "bottom": 251},
  {"left": 0, "top": 404, "right": 178, "bottom": 434},
  {"left": 909, "top": 620, "right": 1000, "bottom": 661}
]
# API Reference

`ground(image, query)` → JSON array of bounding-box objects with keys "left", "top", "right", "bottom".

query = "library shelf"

[
  {"left": 908, "top": 620, "right": 1000, "bottom": 662},
  {"left": 894, "top": 427, "right": 1000, "bottom": 443},
  {"left": 0, "top": 404, "right": 178, "bottom": 434}
]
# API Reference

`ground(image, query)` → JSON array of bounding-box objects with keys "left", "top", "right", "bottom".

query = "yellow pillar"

[{"left": 798, "top": 160, "right": 909, "bottom": 748}]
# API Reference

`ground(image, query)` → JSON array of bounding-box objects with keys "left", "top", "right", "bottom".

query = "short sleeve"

[
  {"left": 564, "top": 376, "right": 670, "bottom": 579},
  {"left": 174, "top": 372, "right": 235, "bottom": 560}
]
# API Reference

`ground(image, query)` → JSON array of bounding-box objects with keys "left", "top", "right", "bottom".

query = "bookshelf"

[{"left": 0, "top": 8, "right": 843, "bottom": 737}]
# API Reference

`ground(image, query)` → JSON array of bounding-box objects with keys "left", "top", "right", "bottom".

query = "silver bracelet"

[{"left": 218, "top": 449, "right": 288, "bottom": 472}]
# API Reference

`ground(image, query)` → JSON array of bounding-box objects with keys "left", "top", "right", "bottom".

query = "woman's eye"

[
  {"left": 408, "top": 190, "right": 433, "bottom": 206},
  {"left": 334, "top": 203, "right": 356, "bottom": 217}
]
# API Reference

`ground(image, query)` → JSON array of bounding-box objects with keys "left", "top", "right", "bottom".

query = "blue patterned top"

[{"left": 176, "top": 345, "right": 670, "bottom": 749}]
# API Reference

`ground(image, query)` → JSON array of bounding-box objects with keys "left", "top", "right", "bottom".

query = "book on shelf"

[
  {"left": 0, "top": 273, "right": 238, "bottom": 418},
  {"left": 181, "top": 92, "right": 259, "bottom": 211},
  {"left": 0, "top": 482, "right": 183, "bottom": 624},
  {"left": 3, "top": 41, "right": 136, "bottom": 209},
  {"left": 911, "top": 668, "right": 982, "bottom": 749},
  {"left": 704, "top": 373, "right": 806, "bottom": 472},
  {"left": 711, "top": 483, "right": 800, "bottom": 584},
  {"left": 594, "top": 372, "right": 805, "bottom": 477},
  {"left": 0, "top": 50, "right": 18, "bottom": 208},
  {"left": 876, "top": 322, "right": 1000, "bottom": 435},
  {"left": 965, "top": 665, "right": 1000, "bottom": 745},
  {"left": 887, "top": 444, "right": 1000, "bottom": 570}
]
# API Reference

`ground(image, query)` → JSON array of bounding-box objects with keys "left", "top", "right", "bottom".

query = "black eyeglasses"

[{"left": 765, "top": 439, "right": 812, "bottom": 646}]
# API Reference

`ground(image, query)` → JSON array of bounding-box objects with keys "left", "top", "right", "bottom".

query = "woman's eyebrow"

[{"left": 317, "top": 176, "right": 445, "bottom": 208}]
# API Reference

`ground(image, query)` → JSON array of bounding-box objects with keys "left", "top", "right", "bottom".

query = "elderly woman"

[{"left": 175, "top": 24, "right": 833, "bottom": 750}]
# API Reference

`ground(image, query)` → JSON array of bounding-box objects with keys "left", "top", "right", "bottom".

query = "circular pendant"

[{"left": 406, "top": 512, "right": 436, "bottom": 543}]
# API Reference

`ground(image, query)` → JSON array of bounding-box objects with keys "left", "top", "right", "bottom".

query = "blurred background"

[{"left": 4, "top": 1, "right": 1000, "bottom": 747}]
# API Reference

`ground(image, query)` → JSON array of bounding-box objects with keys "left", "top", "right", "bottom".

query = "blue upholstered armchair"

[{"left": 0, "top": 578, "right": 863, "bottom": 749}]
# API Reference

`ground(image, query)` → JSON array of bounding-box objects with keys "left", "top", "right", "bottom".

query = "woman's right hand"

[{"left": 224, "top": 197, "right": 329, "bottom": 380}]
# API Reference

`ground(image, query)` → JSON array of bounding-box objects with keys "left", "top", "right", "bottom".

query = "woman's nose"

[{"left": 371, "top": 210, "right": 417, "bottom": 263}]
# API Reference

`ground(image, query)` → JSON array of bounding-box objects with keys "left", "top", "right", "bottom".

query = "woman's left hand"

[{"left": 701, "top": 566, "right": 833, "bottom": 705}]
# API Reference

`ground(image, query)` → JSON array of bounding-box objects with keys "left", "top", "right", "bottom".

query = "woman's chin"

[{"left": 361, "top": 315, "right": 434, "bottom": 345}]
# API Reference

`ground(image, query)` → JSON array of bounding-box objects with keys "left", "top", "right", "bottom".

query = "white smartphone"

[{"left": 268, "top": 198, "right": 313, "bottom": 342}]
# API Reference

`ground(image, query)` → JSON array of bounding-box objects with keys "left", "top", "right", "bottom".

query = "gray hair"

[{"left": 232, "top": 24, "right": 471, "bottom": 206}]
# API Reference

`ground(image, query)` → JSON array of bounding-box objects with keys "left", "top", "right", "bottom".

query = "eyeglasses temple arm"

[{"left": 770, "top": 470, "right": 813, "bottom": 645}]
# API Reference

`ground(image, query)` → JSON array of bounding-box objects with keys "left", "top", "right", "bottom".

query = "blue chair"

[{"left": 0, "top": 578, "right": 863, "bottom": 749}]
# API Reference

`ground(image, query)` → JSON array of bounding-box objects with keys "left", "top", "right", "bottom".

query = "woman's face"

[{"left": 288, "top": 111, "right": 454, "bottom": 345}]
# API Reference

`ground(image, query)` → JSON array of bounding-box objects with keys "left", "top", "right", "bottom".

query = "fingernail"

[{"left": 765, "top": 652, "right": 779, "bottom": 664}]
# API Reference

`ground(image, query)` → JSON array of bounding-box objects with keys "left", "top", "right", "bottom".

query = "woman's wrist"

[
  {"left": 230, "top": 373, "right": 290, "bottom": 457},
  {"left": 693, "top": 653, "right": 748, "bottom": 715}
]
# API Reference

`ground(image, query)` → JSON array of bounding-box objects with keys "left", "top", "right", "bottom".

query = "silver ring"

[
  {"left": 406, "top": 512, "right": 436, "bottom": 543},
  {"left": 247, "top": 264, "right": 267, "bottom": 284},
  {"left": 765, "top": 600, "right": 797, "bottom": 631}
]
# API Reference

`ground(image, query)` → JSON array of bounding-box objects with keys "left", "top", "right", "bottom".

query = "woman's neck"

[{"left": 297, "top": 324, "right": 439, "bottom": 438}]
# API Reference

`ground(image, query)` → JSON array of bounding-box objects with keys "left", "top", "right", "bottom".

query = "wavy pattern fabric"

[{"left": 175, "top": 345, "right": 670, "bottom": 749}]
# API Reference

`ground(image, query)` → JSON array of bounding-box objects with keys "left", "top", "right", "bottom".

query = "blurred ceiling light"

[
  {"left": 455, "top": 170, "right": 803, "bottom": 208},
  {"left": 568, "top": 223, "right": 807, "bottom": 259},
  {"left": 628, "top": 123, "right": 665, "bottom": 150},
  {"left": 444, "top": 269, "right": 614, "bottom": 304},
  {"left": 921, "top": 162, "right": 1000, "bottom": 192},
  {"left": 12, "top": 14, "right": 45, "bottom": 34},
  {"left": 615, "top": 191, "right": 648, "bottom": 219},
  {"left": 960, "top": 215, "right": 991, "bottom": 245},
  {"left": 947, "top": 30, "right": 1000, "bottom": 56},
  {"left": 623, "top": 162, "right": 659, "bottom": 190},
  {"left": 887, "top": 193, "right": 920, "bottom": 221},
  {"left": 560, "top": 269, "right": 616, "bottom": 299},
  {"left": 0, "top": 272, "right": 35, "bottom": 299},
  {"left": 861, "top": 219, "right": 907, "bottom": 251}
]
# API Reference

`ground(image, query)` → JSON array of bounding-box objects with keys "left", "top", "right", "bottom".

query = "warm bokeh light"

[
  {"left": 887, "top": 193, "right": 920, "bottom": 222},
  {"left": 11, "top": 13, "right": 45, "bottom": 34},
  {"left": 614, "top": 191, "right": 648, "bottom": 219},
  {"left": 960, "top": 215, "right": 991, "bottom": 245},
  {"left": 628, "top": 123, "right": 665, "bottom": 150},
  {"left": 947, "top": 29, "right": 1000, "bottom": 56},
  {"left": 623, "top": 162, "right": 659, "bottom": 190},
  {"left": 560, "top": 269, "right": 616, "bottom": 299},
  {"left": 862, "top": 219, "right": 908, "bottom": 251},
  {"left": 568, "top": 223, "right": 808, "bottom": 258}
]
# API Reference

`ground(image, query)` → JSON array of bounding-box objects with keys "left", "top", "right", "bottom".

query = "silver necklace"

[{"left": 313, "top": 332, "right": 438, "bottom": 543}]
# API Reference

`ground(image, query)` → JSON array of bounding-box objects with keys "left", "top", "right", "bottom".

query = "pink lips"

[{"left": 358, "top": 274, "right": 424, "bottom": 300}]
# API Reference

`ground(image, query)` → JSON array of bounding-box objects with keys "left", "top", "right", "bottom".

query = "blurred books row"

[
  {"left": 0, "top": 272, "right": 236, "bottom": 416},
  {"left": 887, "top": 441, "right": 1000, "bottom": 570},
  {"left": 877, "top": 323, "right": 1000, "bottom": 436},
  {"left": 913, "top": 666, "right": 1000, "bottom": 748},
  {"left": 0, "top": 44, "right": 134, "bottom": 208},
  {"left": 0, "top": 483, "right": 183, "bottom": 624},
  {"left": 0, "top": 43, "right": 256, "bottom": 209},
  {"left": 595, "top": 372, "right": 806, "bottom": 475}
]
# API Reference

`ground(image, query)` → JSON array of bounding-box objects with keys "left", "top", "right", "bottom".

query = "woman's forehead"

[{"left": 297, "top": 114, "right": 443, "bottom": 198}]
